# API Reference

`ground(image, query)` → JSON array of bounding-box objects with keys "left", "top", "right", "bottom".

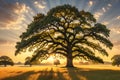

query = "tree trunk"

[
  {"left": 66, "top": 43, "right": 74, "bottom": 67},
  {"left": 66, "top": 57, "right": 73, "bottom": 67},
  {"left": 117, "top": 65, "right": 119, "bottom": 67},
  {"left": 4, "top": 64, "right": 7, "bottom": 67},
  {"left": 30, "top": 64, "right": 32, "bottom": 67}
]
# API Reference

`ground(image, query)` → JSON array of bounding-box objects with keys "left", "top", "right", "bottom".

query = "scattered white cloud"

[
  {"left": 102, "top": 21, "right": 109, "bottom": 25},
  {"left": 110, "top": 27, "right": 120, "bottom": 34},
  {"left": 108, "top": 4, "right": 112, "bottom": 7},
  {"left": 34, "top": 1, "right": 46, "bottom": 9},
  {"left": 14, "top": 2, "right": 30, "bottom": 14},
  {"left": 94, "top": 3, "right": 112, "bottom": 20},
  {"left": 102, "top": 7, "right": 106, "bottom": 12},
  {"left": 94, "top": 12, "right": 103, "bottom": 20},
  {"left": 107, "top": 4, "right": 112, "bottom": 10},
  {"left": 116, "top": 16, "right": 120, "bottom": 20},
  {"left": 88, "top": 1, "right": 93, "bottom": 7}
]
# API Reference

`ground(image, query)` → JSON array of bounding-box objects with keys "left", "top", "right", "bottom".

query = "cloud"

[
  {"left": 108, "top": 4, "right": 112, "bottom": 7},
  {"left": 0, "top": 39, "right": 15, "bottom": 46},
  {"left": 94, "top": 3, "right": 112, "bottom": 20},
  {"left": 94, "top": 12, "right": 103, "bottom": 20},
  {"left": 5, "top": 15, "right": 25, "bottom": 30},
  {"left": 88, "top": 1, "right": 93, "bottom": 7},
  {"left": 112, "top": 40, "right": 120, "bottom": 46},
  {"left": 110, "top": 27, "right": 120, "bottom": 34},
  {"left": 34, "top": 1, "right": 46, "bottom": 9},
  {"left": 102, "top": 21, "right": 109, "bottom": 25},
  {"left": 14, "top": 2, "right": 30, "bottom": 14},
  {"left": 0, "top": 2, "right": 30, "bottom": 30},
  {"left": 102, "top": 7, "right": 106, "bottom": 12},
  {"left": 116, "top": 16, "right": 120, "bottom": 20},
  {"left": 111, "top": 40, "right": 120, "bottom": 49}
]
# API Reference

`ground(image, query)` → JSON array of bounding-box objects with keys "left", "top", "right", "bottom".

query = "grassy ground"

[{"left": 0, "top": 64, "right": 120, "bottom": 80}]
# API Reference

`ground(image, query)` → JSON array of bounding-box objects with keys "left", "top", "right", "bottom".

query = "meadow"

[{"left": 0, "top": 64, "right": 120, "bottom": 80}]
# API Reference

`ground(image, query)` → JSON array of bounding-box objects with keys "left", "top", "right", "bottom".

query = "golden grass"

[{"left": 0, "top": 64, "right": 120, "bottom": 80}]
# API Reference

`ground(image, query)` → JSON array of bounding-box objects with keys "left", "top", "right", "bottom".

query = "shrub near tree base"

[{"left": 15, "top": 4, "right": 113, "bottom": 67}]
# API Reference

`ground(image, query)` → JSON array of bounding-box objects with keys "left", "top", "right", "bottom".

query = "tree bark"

[
  {"left": 66, "top": 42, "right": 74, "bottom": 67},
  {"left": 66, "top": 56, "right": 73, "bottom": 67},
  {"left": 4, "top": 64, "right": 7, "bottom": 67}
]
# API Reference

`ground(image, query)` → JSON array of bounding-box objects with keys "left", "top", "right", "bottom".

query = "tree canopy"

[
  {"left": 0, "top": 56, "right": 14, "bottom": 67},
  {"left": 15, "top": 4, "right": 113, "bottom": 67},
  {"left": 111, "top": 55, "right": 120, "bottom": 67},
  {"left": 54, "top": 59, "right": 60, "bottom": 66},
  {"left": 24, "top": 56, "right": 41, "bottom": 67}
]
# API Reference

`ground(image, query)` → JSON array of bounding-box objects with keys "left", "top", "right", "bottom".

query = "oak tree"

[
  {"left": 111, "top": 55, "right": 120, "bottom": 67},
  {"left": 0, "top": 56, "right": 14, "bottom": 67},
  {"left": 15, "top": 5, "right": 113, "bottom": 67}
]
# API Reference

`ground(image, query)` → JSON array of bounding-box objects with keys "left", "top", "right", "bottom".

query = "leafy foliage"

[
  {"left": 54, "top": 59, "right": 60, "bottom": 66},
  {"left": 24, "top": 56, "right": 41, "bottom": 67},
  {"left": 111, "top": 55, "right": 120, "bottom": 67},
  {"left": 24, "top": 56, "right": 32, "bottom": 66},
  {"left": 0, "top": 56, "right": 14, "bottom": 67},
  {"left": 15, "top": 4, "right": 113, "bottom": 67}
]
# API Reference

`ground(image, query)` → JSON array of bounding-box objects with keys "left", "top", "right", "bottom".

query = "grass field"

[{"left": 0, "top": 64, "right": 120, "bottom": 80}]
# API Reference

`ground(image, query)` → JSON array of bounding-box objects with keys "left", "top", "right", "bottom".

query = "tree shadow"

[
  {"left": 36, "top": 68, "right": 66, "bottom": 80},
  {"left": 79, "top": 69, "right": 120, "bottom": 80},
  {"left": 65, "top": 67, "right": 120, "bottom": 80},
  {"left": 2, "top": 71, "right": 36, "bottom": 80},
  {"left": 2, "top": 67, "right": 120, "bottom": 80},
  {"left": 18, "top": 65, "right": 32, "bottom": 67},
  {"left": 2, "top": 68, "right": 66, "bottom": 80},
  {"left": 65, "top": 67, "right": 87, "bottom": 80}
]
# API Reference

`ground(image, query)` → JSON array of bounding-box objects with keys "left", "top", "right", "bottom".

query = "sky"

[{"left": 0, "top": 0, "right": 120, "bottom": 63}]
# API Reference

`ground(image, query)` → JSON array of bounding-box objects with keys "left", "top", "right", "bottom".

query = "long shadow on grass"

[
  {"left": 66, "top": 67, "right": 87, "bottom": 80},
  {"left": 66, "top": 67, "right": 120, "bottom": 80},
  {"left": 2, "top": 68, "right": 66, "bottom": 80},
  {"left": 2, "top": 71, "right": 35, "bottom": 80},
  {"left": 36, "top": 68, "right": 66, "bottom": 80},
  {"left": 2, "top": 67, "right": 120, "bottom": 80}
]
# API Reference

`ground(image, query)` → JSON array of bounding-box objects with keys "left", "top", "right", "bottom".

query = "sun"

[{"left": 47, "top": 55, "right": 55, "bottom": 63}]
